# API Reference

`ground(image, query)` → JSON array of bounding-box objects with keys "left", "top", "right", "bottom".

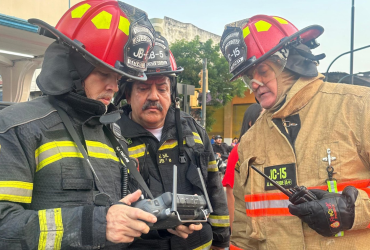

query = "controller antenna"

[
  {"left": 197, "top": 168, "right": 213, "bottom": 213},
  {"left": 171, "top": 165, "right": 178, "bottom": 212}
]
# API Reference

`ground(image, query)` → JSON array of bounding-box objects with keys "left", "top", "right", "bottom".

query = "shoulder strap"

[
  {"left": 175, "top": 99, "right": 186, "bottom": 164},
  {"left": 103, "top": 126, "right": 154, "bottom": 199},
  {"left": 50, "top": 97, "right": 108, "bottom": 195}
]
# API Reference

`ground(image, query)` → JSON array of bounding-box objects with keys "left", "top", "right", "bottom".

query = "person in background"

[
  {"left": 231, "top": 138, "right": 239, "bottom": 147},
  {"left": 212, "top": 135, "right": 233, "bottom": 160},
  {"left": 211, "top": 135, "right": 216, "bottom": 145},
  {"left": 222, "top": 103, "right": 262, "bottom": 230}
]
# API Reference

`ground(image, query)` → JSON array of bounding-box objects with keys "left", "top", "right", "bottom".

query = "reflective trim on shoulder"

[
  {"left": 192, "top": 132, "right": 203, "bottom": 145},
  {"left": 0, "top": 181, "right": 33, "bottom": 203},
  {"left": 35, "top": 140, "right": 119, "bottom": 172},
  {"left": 208, "top": 215, "right": 230, "bottom": 227},
  {"left": 207, "top": 160, "right": 218, "bottom": 172},
  {"left": 128, "top": 143, "right": 146, "bottom": 158},
  {"left": 158, "top": 139, "right": 185, "bottom": 151},
  {"left": 193, "top": 239, "right": 212, "bottom": 250},
  {"left": 38, "top": 208, "right": 64, "bottom": 250}
]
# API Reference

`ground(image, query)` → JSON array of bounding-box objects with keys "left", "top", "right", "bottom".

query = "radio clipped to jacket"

[
  {"left": 251, "top": 165, "right": 317, "bottom": 204},
  {"left": 133, "top": 165, "right": 212, "bottom": 230}
]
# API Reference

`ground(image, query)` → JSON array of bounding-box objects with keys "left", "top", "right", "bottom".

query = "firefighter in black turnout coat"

[
  {"left": 0, "top": 1, "right": 159, "bottom": 249},
  {"left": 115, "top": 34, "right": 230, "bottom": 250}
]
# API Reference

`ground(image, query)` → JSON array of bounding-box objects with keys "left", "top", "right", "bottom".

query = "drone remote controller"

[{"left": 133, "top": 165, "right": 212, "bottom": 230}]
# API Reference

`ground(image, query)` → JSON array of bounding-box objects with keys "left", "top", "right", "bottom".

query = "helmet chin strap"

[{"left": 172, "top": 76, "right": 187, "bottom": 164}]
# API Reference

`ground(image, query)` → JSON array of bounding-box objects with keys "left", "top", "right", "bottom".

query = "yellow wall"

[
  {"left": 208, "top": 90, "right": 256, "bottom": 142},
  {"left": 2, "top": 0, "right": 83, "bottom": 26}
]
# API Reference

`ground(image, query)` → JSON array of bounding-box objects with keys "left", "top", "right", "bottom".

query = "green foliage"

[
  {"left": 170, "top": 36, "right": 246, "bottom": 109},
  {"left": 170, "top": 37, "right": 246, "bottom": 132}
]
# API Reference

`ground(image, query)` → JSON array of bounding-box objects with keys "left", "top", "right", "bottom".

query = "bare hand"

[
  {"left": 106, "top": 190, "right": 157, "bottom": 243},
  {"left": 167, "top": 223, "right": 203, "bottom": 239}
]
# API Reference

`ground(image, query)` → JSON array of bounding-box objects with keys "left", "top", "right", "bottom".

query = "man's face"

[
  {"left": 84, "top": 68, "right": 120, "bottom": 106},
  {"left": 215, "top": 138, "right": 222, "bottom": 144},
  {"left": 247, "top": 62, "right": 278, "bottom": 109},
  {"left": 127, "top": 76, "right": 171, "bottom": 129},
  {"left": 251, "top": 78, "right": 278, "bottom": 109}
]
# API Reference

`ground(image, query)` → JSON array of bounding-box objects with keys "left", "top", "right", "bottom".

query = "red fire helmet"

[
  {"left": 29, "top": 0, "right": 156, "bottom": 81},
  {"left": 220, "top": 15, "right": 324, "bottom": 81}
]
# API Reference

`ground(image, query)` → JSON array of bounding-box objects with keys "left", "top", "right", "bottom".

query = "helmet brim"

[
  {"left": 28, "top": 18, "right": 148, "bottom": 82},
  {"left": 146, "top": 66, "right": 184, "bottom": 76},
  {"left": 230, "top": 25, "right": 324, "bottom": 81}
]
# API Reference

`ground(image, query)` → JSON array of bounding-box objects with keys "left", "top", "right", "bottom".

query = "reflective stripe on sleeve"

[
  {"left": 38, "top": 208, "right": 64, "bottom": 250},
  {"left": 207, "top": 160, "right": 218, "bottom": 172},
  {"left": 0, "top": 181, "right": 33, "bottom": 203},
  {"left": 208, "top": 215, "right": 230, "bottom": 227},
  {"left": 193, "top": 239, "right": 212, "bottom": 250},
  {"left": 128, "top": 144, "right": 146, "bottom": 158}
]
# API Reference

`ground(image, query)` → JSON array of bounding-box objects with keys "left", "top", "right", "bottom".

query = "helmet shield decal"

[
  {"left": 146, "top": 35, "right": 171, "bottom": 73},
  {"left": 220, "top": 26, "right": 247, "bottom": 75},
  {"left": 241, "top": 49, "right": 289, "bottom": 90},
  {"left": 118, "top": 2, "right": 155, "bottom": 78}
]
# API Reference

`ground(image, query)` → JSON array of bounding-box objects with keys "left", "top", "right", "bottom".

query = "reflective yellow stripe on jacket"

[
  {"left": 245, "top": 179, "right": 370, "bottom": 217},
  {"left": 38, "top": 208, "right": 63, "bottom": 250},
  {"left": 158, "top": 134, "right": 203, "bottom": 151},
  {"left": 207, "top": 160, "right": 218, "bottom": 172},
  {"left": 209, "top": 215, "right": 230, "bottom": 227},
  {"left": 0, "top": 181, "right": 33, "bottom": 203},
  {"left": 128, "top": 143, "right": 146, "bottom": 158},
  {"left": 193, "top": 239, "right": 212, "bottom": 250},
  {"left": 35, "top": 140, "right": 118, "bottom": 172},
  {"left": 192, "top": 132, "right": 203, "bottom": 145}
]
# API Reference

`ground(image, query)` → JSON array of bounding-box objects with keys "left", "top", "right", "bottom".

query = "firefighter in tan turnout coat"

[{"left": 220, "top": 15, "right": 370, "bottom": 250}]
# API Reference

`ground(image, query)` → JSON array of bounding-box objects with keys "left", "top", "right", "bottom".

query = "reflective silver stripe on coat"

[
  {"left": 245, "top": 199, "right": 291, "bottom": 210},
  {"left": 38, "top": 208, "right": 63, "bottom": 250},
  {"left": 128, "top": 144, "right": 146, "bottom": 158},
  {"left": 207, "top": 160, "right": 218, "bottom": 172},
  {"left": 208, "top": 215, "right": 230, "bottom": 227},
  {"left": 0, "top": 181, "right": 33, "bottom": 203}
]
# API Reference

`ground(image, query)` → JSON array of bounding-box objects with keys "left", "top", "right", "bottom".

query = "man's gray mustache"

[{"left": 142, "top": 101, "right": 163, "bottom": 111}]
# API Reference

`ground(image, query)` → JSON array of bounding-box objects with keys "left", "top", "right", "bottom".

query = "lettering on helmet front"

[
  {"left": 127, "top": 57, "right": 146, "bottom": 69},
  {"left": 133, "top": 35, "right": 152, "bottom": 45},
  {"left": 133, "top": 48, "right": 145, "bottom": 59},
  {"left": 133, "top": 26, "right": 154, "bottom": 39},
  {"left": 147, "top": 60, "right": 168, "bottom": 67}
]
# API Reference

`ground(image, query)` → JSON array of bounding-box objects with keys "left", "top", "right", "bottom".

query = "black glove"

[{"left": 288, "top": 186, "right": 358, "bottom": 237}]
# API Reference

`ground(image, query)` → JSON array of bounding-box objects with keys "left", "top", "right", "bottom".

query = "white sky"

[{"left": 125, "top": 0, "right": 370, "bottom": 74}]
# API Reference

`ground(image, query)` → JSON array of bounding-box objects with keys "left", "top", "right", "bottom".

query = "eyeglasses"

[{"left": 241, "top": 50, "right": 289, "bottom": 90}]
